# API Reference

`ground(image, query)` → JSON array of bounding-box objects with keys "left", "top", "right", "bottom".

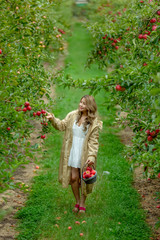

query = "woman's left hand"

[{"left": 86, "top": 159, "right": 94, "bottom": 166}]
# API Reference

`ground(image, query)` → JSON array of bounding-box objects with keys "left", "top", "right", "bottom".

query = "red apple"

[
  {"left": 68, "top": 226, "right": 72, "bottom": 230},
  {"left": 91, "top": 170, "right": 96, "bottom": 175},
  {"left": 145, "top": 130, "right": 150, "bottom": 135},
  {"left": 23, "top": 107, "right": 27, "bottom": 112},
  {"left": 0, "top": 49, "right": 2, "bottom": 54},
  {"left": 157, "top": 11, "right": 160, "bottom": 15},
  {"left": 142, "top": 34, "right": 147, "bottom": 39},
  {"left": 145, "top": 143, "right": 148, "bottom": 147},
  {"left": 24, "top": 101, "right": 30, "bottom": 107},
  {"left": 158, "top": 173, "right": 160, "bottom": 178},
  {"left": 138, "top": 34, "right": 143, "bottom": 39},
  {"left": 58, "top": 29, "right": 65, "bottom": 34},
  {"left": 85, "top": 173, "right": 90, "bottom": 178},
  {"left": 27, "top": 106, "right": 32, "bottom": 111},
  {"left": 152, "top": 25, "right": 157, "bottom": 31},
  {"left": 147, "top": 136, "right": 153, "bottom": 141},
  {"left": 150, "top": 18, "right": 157, "bottom": 23},
  {"left": 115, "top": 46, "right": 119, "bottom": 50},
  {"left": 156, "top": 205, "right": 160, "bottom": 208},
  {"left": 152, "top": 148, "right": 156, "bottom": 152},
  {"left": 155, "top": 129, "right": 160, "bottom": 134},
  {"left": 41, "top": 135, "right": 46, "bottom": 139},
  {"left": 143, "top": 63, "right": 147, "bottom": 66},
  {"left": 36, "top": 111, "right": 41, "bottom": 116},
  {"left": 86, "top": 167, "right": 92, "bottom": 171},
  {"left": 36, "top": 165, "right": 39, "bottom": 169},
  {"left": 115, "top": 85, "right": 122, "bottom": 91},
  {"left": 75, "top": 221, "right": 80, "bottom": 225},
  {"left": 7, "top": 127, "right": 11, "bottom": 131},
  {"left": 41, "top": 109, "right": 46, "bottom": 114},
  {"left": 80, "top": 233, "right": 84, "bottom": 236},
  {"left": 33, "top": 112, "right": 36, "bottom": 117},
  {"left": 150, "top": 131, "right": 156, "bottom": 137}
]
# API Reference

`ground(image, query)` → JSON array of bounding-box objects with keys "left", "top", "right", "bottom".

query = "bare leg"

[{"left": 70, "top": 167, "right": 80, "bottom": 212}]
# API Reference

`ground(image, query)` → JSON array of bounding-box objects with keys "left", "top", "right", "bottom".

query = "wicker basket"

[{"left": 81, "top": 165, "right": 97, "bottom": 184}]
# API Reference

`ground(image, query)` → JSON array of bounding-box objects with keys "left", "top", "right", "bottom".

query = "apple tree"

[{"left": 0, "top": 0, "right": 73, "bottom": 190}]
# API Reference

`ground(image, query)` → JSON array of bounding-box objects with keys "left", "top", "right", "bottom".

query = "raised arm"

[{"left": 46, "top": 111, "right": 72, "bottom": 131}]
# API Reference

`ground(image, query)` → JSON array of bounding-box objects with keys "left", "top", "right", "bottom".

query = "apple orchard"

[
  {"left": 0, "top": 0, "right": 160, "bottom": 190},
  {"left": 56, "top": 0, "right": 160, "bottom": 179}
]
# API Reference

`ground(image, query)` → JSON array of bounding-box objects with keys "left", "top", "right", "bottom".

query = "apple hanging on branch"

[{"left": 115, "top": 85, "right": 126, "bottom": 92}]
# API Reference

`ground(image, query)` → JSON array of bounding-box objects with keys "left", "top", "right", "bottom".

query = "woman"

[{"left": 46, "top": 95, "right": 102, "bottom": 214}]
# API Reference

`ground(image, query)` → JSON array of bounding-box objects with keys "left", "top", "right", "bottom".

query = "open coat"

[{"left": 50, "top": 109, "right": 103, "bottom": 196}]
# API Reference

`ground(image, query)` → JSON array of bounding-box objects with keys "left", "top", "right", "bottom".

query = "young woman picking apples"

[{"left": 46, "top": 95, "right": 102, "bottom": 213}]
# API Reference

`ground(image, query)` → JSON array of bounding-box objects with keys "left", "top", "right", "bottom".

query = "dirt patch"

[
  {"left": 0, "top": 164, "right": 38, "bottom": 240},
  {"left": 0, "top": 51, "right": 66, "bottom": 240},
  {"left": 0, "top": 117, "right": 45, "bottom": 240},
  {"left": 134, "top": 166, "right": 160, "bottom": 239},
  {"left": 116, "top": 111, "right": 160, "bottom": 240}
]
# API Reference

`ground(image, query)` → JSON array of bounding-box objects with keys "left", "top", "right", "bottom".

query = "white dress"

[{"left": 68, "top": 121, "right": 88, "bottom": 168}]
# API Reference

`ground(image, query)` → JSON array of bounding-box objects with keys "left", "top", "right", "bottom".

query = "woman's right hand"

[{"left": 45, "top": 111, "right": 53, "bottom": 120}]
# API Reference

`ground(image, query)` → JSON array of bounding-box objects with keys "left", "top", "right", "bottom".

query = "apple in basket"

[{"left": 83, "top": 168, "right": 96, "bottom": 179}]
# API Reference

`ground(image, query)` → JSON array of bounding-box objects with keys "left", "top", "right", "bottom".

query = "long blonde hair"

[{"left": 76, "top": 95, "right": 97, "bottom": 131}]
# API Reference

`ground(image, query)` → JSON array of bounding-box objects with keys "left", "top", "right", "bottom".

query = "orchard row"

[
  {"left": 0, "top": 0, "right": 73, "bottom": 190},
  {"left": 56, "top": 0, "right": 160, "bottom": 178}
]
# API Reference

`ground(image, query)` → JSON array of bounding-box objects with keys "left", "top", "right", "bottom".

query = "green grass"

[
  {"left": 16, "top": 21, "right": 152, "bottom": 240},
  {"left": 64, "top": 21, "right": 105, "bottom": 79}
]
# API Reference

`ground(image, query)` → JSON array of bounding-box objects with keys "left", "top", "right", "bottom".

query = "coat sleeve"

[
  {"left": 50, "top": 111, "right": 73, "bottom": 131},
  {"left": 87, "top": 126, "right": 99, "bottom": 163}
]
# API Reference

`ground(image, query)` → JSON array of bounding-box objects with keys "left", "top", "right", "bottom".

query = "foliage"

[
  {"left": 0, "top": 0, "right": 73, "bottom": 191},
  {"left": 56, "top": 0, "right": 160, "bottom": 178}
]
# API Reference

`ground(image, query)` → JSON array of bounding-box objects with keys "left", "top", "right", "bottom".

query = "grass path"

[{"left": 16, "top": 22, "right": 152, "bottom": 240}]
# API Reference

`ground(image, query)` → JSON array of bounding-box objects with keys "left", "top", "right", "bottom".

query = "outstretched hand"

[{"left": 45, "top": 111, "right": 53, "bottom": 120}]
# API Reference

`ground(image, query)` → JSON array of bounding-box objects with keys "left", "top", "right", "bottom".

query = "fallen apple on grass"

[
  {"left": 82, "top": 220, "right": 86, "bottom": 224},
  {"left": 75, "top": 221, "right": 80, "bottom": 225}
]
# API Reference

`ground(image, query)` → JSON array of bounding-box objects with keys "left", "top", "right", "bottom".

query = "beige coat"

[{"left": 50, "top": 109, "right": 103, "bottom": 196}]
